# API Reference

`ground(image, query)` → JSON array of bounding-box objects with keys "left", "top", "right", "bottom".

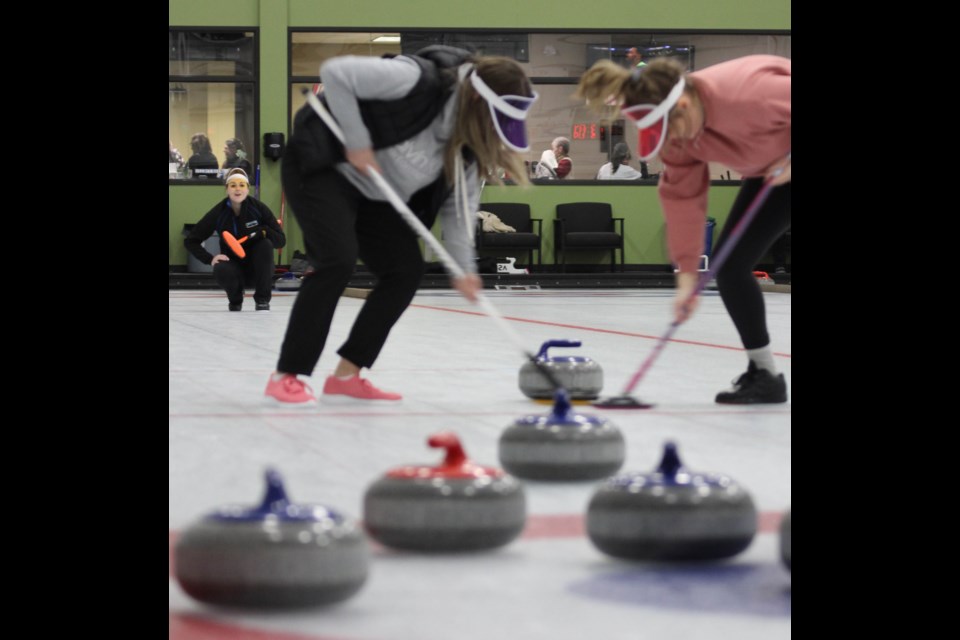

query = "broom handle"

[
  {"left": 301, "top": 87, "right": 546, "bottom": 367},
  {"left": 619, "top": 176, "right": 780, "bottom": 396}
]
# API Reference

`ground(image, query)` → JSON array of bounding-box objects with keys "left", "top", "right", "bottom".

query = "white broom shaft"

[
  {"left": 303, "top": 87, "right": 536, "bottom": 359},
  {"left": 367, "top": 168, "right": 533, "bottom": 356}
]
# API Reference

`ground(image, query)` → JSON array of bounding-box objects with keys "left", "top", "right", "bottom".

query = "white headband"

[
  {"left": 224, "top": 172, "right": 249, "bottom": 186},
  {"left": 623, "top": 76, "right": 686, "bottom": 128}
]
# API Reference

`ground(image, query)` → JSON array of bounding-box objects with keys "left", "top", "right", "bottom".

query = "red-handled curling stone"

[
  {"left": 586, "top": 442, "right": 757, "bottom": 560},
  {"left": 174, "top": 468, "right": 370, "bottom": 608},
  {"left": 780, "top": 508, "right": 791, "bottom": 571},
  {"left": 363, "top": 432, "right": 526, "bottom": 552},
  {"left": 498, "top": 389, "right": 625, "bottom": 481},
  {"left": 519, "top": 340, "right": 604, "bottom": 401}
]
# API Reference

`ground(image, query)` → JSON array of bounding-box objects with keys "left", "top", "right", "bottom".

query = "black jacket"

[
  {"left": 184, "top": 196, "right": 286, "bottom": 265},
  {"left": 187, "top": 152, "right": 219, "bottom": 171}
]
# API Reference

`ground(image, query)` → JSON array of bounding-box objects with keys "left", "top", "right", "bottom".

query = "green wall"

[
  {"left": 169, "top": 1, "right": 790, "bottom": 30},
  {"left": 169, "top": 0, "right": 789, "bottom": 267}
]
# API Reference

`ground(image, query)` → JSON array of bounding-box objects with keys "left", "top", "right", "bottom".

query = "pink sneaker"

[
  {"left": 322, "top": 375, "right": 402, "bottom": 401},
  {"left": 264, "top": 374, "right": 317, "bottom": 407}
]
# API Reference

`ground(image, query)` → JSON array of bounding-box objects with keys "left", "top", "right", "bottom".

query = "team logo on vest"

[{"left": 245, "top": 220, "right": 259, "bottom": 228}]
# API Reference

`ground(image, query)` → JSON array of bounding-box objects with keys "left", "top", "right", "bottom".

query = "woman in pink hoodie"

[{"left": 577, "top": 55, "right": 791, "bottom": 404}]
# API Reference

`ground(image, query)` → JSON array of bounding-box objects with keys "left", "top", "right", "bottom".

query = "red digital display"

[{"left": 572, "top": 123, "right": 600, "bottom": 140}]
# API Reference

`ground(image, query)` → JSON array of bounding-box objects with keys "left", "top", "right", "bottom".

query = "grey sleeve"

[
  {"left": 319, "top": 56, "right": 421, "bottom": 150},
  {"left": 438, "top": 162, "right": 480, "bottom": 275}
]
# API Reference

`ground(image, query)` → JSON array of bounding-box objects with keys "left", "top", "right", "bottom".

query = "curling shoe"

[
  {"left": 264, "top": 374, "right": 318, "bottom": 407},
  {"left": 715, "top": 361, "right": 787, "bottom": 404},
  {"left": 323, "top": 375, "right": 402, "bottom": 401}
]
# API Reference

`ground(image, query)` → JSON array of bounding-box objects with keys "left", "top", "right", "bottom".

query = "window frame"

[
  {"left": 287, "top": 28, "right": 790, "bottom": 184},
  {"left": 169, "top": 27, "right": 261, "bottom": 185}
]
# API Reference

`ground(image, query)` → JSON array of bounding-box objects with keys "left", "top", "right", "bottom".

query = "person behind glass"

[
  {"left": 223, "top": 137, "right": 254, "bottom": 175},
  {"left": 183, "top": 168, "right": 285, "bottom": 312},
  {"left": 535, "top": 136, "right": 572, "bottom": 179},
  {"left": 169, "top": 140, "right": 184, "bottom": 167},
  {"left": 186, "top": 133, "right": 219, "bottom": 175},
  {"left": 267, "top": 50, "right": 537, "bottom": 406},
  {"left": 625, "top": 47, "right": 648, "bottom": 70},
  {"left": 576, "top": 54, "right": 791, "bottom": 404},
  {"left": 596, "top": 142, "right": 644, "bottom": 180}
]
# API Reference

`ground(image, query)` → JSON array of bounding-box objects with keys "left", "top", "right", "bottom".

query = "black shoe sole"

[{"left": 715, "top": 395, "right": 788, "bottom": 404}]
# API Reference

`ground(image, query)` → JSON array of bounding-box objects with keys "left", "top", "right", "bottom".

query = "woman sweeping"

[{"left": 576, "top": 55, "right": 790, "bottom": 404}]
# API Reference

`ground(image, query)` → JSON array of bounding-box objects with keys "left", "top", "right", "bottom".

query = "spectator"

[
  {"left": 186, "top": 132, "right": 220, "bottom": 176},
  {"left": 596, "top": 142, "right": 644, "bottom": 180},
  {"left": 534, "top": 136, "right": 572, "bottom": 179},
  {"left": 223, "top": 137, "right": 254, "bottom": 175}
]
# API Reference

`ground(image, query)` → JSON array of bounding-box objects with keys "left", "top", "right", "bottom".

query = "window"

[
  {"left": 169, "top": 30, "right": 258, "bottom": 183},
  {"left": 289, "top": 30, "right": 789, "bottom": 182}
]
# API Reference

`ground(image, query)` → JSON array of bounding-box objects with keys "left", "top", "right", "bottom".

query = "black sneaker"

[
  {"left": 715, "top": 361, "right": 787, "bottom": 404},
  {"left": 228, "top": 303, "right": 242, "bottom": 312},
  {"left": 255, "top": 302, "right": 270, "bottom": 311}
]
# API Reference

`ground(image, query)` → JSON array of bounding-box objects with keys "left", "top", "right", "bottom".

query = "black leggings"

[
  {"left": 276, "top": 157, "right": 425, "bottom": 375},
  {"left": 212, "top": 238, "right": 275, "bottom": 306},
  {"left": 713, "top": 178, "right": 792, "bottom": 350}
]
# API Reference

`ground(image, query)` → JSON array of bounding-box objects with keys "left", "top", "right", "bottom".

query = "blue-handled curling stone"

[
  {"left": 780, "top": 508, "right": 791, "bottom": 571},
  {"left": 174, "top": 468, "right": 370, "bottom": 608},
  {"left": 499, "top": 389, "right": 625, "bottom": 481},
  {"left": 586, "top": 442, "right": 757, "bottom": 560},
  {"left": 519, "top": 340, "right": 603, "bottom": 401}
]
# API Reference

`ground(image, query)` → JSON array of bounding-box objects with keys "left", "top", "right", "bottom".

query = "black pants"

[
  {"left": 212, "top": 238, "right": 275, "bottom": 306},
  {"left": 276, "top": 158, "right": 425, "bottom": 375},
  {"left": 713, "top": 178, "right": 792, "bottom": 350},
  {"left": 770, "top": 229, "right": 791, "bottom": 267}
]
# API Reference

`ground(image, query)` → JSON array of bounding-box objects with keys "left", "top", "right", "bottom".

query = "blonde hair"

[
  {"left": 575, "top": 58, "right": 690, "bottom": 122},
  {"left": 445, "top": 56, "right": 533, "bottom": 186}
]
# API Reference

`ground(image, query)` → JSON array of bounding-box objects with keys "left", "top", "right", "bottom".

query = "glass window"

[
  {"left": 289, "top": 30, "right": 789, "bottom": 182},
  {"left": 169, "top": 30, "right": 257, "bottom": 182}
]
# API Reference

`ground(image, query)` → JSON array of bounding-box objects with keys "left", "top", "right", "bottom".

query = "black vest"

[{"left": 285, "top": 45, "right": 472, "bottom": 176}]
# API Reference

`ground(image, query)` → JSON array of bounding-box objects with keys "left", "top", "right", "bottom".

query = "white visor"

[
  {"left": 469, "top": 71, "right": 538, "bottom": 153},
  {"left": 621, "top": 76, "right": 686, "bottom": 161}
]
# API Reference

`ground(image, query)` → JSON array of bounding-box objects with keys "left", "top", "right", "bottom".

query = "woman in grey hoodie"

[{"left": 266, "top": 50, "right": 537, "bottom": 405}]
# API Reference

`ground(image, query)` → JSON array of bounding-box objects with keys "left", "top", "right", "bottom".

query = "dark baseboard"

[{"left": 169, "top": 263, "right": 791, "bottom": 290}]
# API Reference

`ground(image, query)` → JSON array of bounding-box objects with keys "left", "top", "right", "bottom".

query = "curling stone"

[
  {"left": 275, "top": 271, "right": 302, "bottom": 291},
  {"left": 519, "top": 340, "right": 603, "bottom": 400},
  {"left": 499, "top": 389, "right": 625, "bottom": 481},
  {"left": 174, "top": 468, "right": 370, "bottom": 608},
  {"left": 363, "top": 432, "right": 526, "bottom": 552},
  {"left": 586, "top": 442, "right": 757, "bottom": 560},
  {"left": 754, "top": 270, "right": 775, "bottom": 284},
  {"left": 780, "top": 508, "right": 791, "bottom": 571}
]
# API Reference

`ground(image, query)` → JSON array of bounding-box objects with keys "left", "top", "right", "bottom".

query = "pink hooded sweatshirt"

[{"left": 657, "top": 55, "right": 791, "bottom": 273}]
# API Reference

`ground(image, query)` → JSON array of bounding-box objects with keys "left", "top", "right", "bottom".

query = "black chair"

[
  {"left": 554, "top": 203, "right": 625, "bottom": 272},
  {"left": 475, "top": 203, "right": 542, "bottom": 266}
]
